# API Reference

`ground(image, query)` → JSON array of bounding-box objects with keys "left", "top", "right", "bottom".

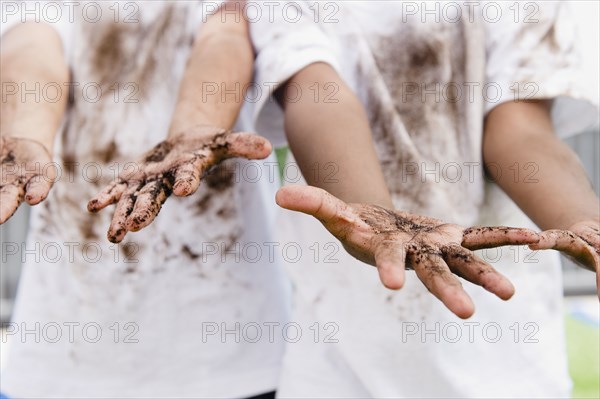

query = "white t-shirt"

[
  {"left": 249, "top": 1, "right": 598, "bottom": 397},
  {"left": 1, "top": 2, "right": 290, "bottom": 398}
]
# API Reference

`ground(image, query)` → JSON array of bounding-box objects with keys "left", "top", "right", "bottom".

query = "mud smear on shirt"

[
  {"left": 62, "top": 3, "right": 189, "bottom": 161},
  {"left": 80, "top": 212, "right": 101, "bottom": 241},
  {"left": 39, "top": 201, "right": 55, "bottom": 236},
  {"left": 92, "top": 22, "right": 130, "bottom": 87},
  {"left": 1, "top": 153, "right": 15, "bottom": 169},
  {"left": 540, "top": 24, "right": 561, "bottom": 53},
  {"left": 516, "top": 12, "right": 574, "bottom": 85},
  {"left": 92, "top": 140, "right": 119, "bottom": 164},
  {"left": 194, "top": 194, "right": 212, "bottom": 215},
  {"left": 194, "top": 161, "right": 237, "bottom": 218},
  {"left": 223, "top": 231, "right": 243, "bottom": 255},
  {"left": 515, "top": 8, "right": 564, "bottom": 53},
  {"left": 204, "top": 161, "right": 236, "bottom": 192},
  {"left": 358, "top": 19, "right": 472, "bottom": 213},
  {"left": 62, "top": 152, "right": 78, "bottom": 179},
  {"left": 90, "top": 5, "right": 180, "bottom": 98},
  {"left": 216, "top": 205, "right": 236, "bottom": 219},
  {"left": 182, "top": 244, "right": 201, "bottom": 260},
  {"left": 121, "top": 241, "right": 143, "bottom": 274}
]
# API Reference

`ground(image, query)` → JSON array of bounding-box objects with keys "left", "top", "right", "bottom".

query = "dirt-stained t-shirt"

[
  {"left": 1, "top": 2, "right": 290, "bottom": 398},
  {"left": 250, "top": 1, "right": 597, "bottom": 397}
]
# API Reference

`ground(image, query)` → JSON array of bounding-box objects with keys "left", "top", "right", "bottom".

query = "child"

[
  {"left": 2, "top": 2, "right": 521, "bottom": 397},
  {"left": 1, "top": 2, "right": 288, "bottom": 398},
  {"left": 248, "top": 1, "right": 599, "bottom": 397}
]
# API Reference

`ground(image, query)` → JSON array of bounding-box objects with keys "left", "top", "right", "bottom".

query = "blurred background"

[{"left": 1, "top": 1, "right": 599, "bottom": 397}]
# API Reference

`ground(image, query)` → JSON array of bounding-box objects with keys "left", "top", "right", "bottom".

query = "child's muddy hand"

[
  {"left": 276, "top": 185, "right": 541, "bottom": 319},
  {"left": 1, "top": 136, "right": 55, "bottom": 224},
  {"left": 88, "top": 126, "right": 272, "bottom": 243}
]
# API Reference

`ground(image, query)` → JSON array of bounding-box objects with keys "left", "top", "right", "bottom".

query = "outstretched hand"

[
  {"left": 276, "top": 185, "right": 541, "bottom": 318},
  {"left": 1, "top": 136, "right": 55, "bottom": 224},
  {"left": 88, "top": 126, "right": 272, "bottom": 243},
  {"left": 531, "top": 220, "right": 600, "bottom": 299}
]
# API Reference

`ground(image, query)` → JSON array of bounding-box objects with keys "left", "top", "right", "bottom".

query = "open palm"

[
  {"left": 88, "top": 127, "right": 272, "bottom": 243},
  {"left": 276, "top": 185, "right": 541, "bottom": 318}
]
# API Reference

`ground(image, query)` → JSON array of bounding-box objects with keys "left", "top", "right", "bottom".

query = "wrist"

[
  {"left": 168, "top": 118, "right": 225, "bottom": 139},
  {"left": 555, "top": 212, "right": 600, "bottom": 230},
  {"left": 167, "top": 124, "right": 227, "bottom": 140},
  {"left": 2, "top": 131, "right": 54, "bottom": 156},
  {"left": 168, "top": 102, "right": 231, "bottom": 138}
]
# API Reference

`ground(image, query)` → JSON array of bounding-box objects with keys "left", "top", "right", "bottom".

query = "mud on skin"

[
  {"left": 462, "top": 226, "right": 514, "bottom": 250},
  {"left": 1, "top": 137, "right": 54, "bottom": 222},
  {"left": 352, "top": 203, "right": 535, "bottom": 276},
  {"left": 358, "top": 205, "right": 438, "bottom": 235},
  {"left": 355, "top": 204, "right": 453, "bottom": 272},
  {"left": 88, "top": 129, "right": 263, "bottom": 243}
]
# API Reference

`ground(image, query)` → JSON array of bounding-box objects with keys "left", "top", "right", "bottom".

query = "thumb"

[
  {"left": 222, "top": 132, "right": 272, "bottom": 160},
  {"left": 276, "top": 185, "right": 359, "bottom": 225}
]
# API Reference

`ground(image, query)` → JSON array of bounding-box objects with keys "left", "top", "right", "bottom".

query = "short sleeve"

[
  {"left": 248, "top": 0, "right": 341, "bottom": 147},
  {"left": 484, "top": 1, "right": 598, "bottom": 138},
  {"left": 1, "top": 1, "right": 73, "bottom": 63}
]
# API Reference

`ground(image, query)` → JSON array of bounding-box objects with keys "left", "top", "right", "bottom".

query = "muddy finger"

[
  {"left": 88, "top": 180, "right": 128, "bottom": 213},
  {"left": 462, "top": 226, "right": 539, "bottom": 250},
  {"left": 443, "top": 244, "right": 515, "bottom": 300},
  {"left": 126, "top": 177, "right": 172, "bottom": 232},
  {"left": 107, "top": 183, "right": 141, "bottom": 243},
  {"left": 409, "top": 245, "right": 475, "bottom": 319}
]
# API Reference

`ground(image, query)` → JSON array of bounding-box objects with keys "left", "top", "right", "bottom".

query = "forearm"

[
  {"left": 169, "top": 2, "right": 253, "bottom": 135},
  {"left": 483, "top": 101, "right": 599, "bottom": 230},
  {"left": 279, "top": 62, "right": 393, "bottom": 208},
  {"left": 1, "top": 23, "right": 69, "bottom": 153}
]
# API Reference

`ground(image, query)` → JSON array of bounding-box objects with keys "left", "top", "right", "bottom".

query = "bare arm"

[
  {"left": 484, "top": 100, "right": 600, "bottom": 296},
  {"left": 483, "top": 100, "right": 599, "bottom": 230},
  {"left": 277, "top": 62, "right": 392, "bottom": 208},
  {"left": 275, "top": 64, "right": 539, "bottom": 318},
  {"left": 0, "top": 22, "right": 69, "bottom": 223},
  {"left": 168, "top": 1, "right": 253, "bottom": 135},
  {"left": 89, "top": 1, "right": 271, "bottom": 243}
]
